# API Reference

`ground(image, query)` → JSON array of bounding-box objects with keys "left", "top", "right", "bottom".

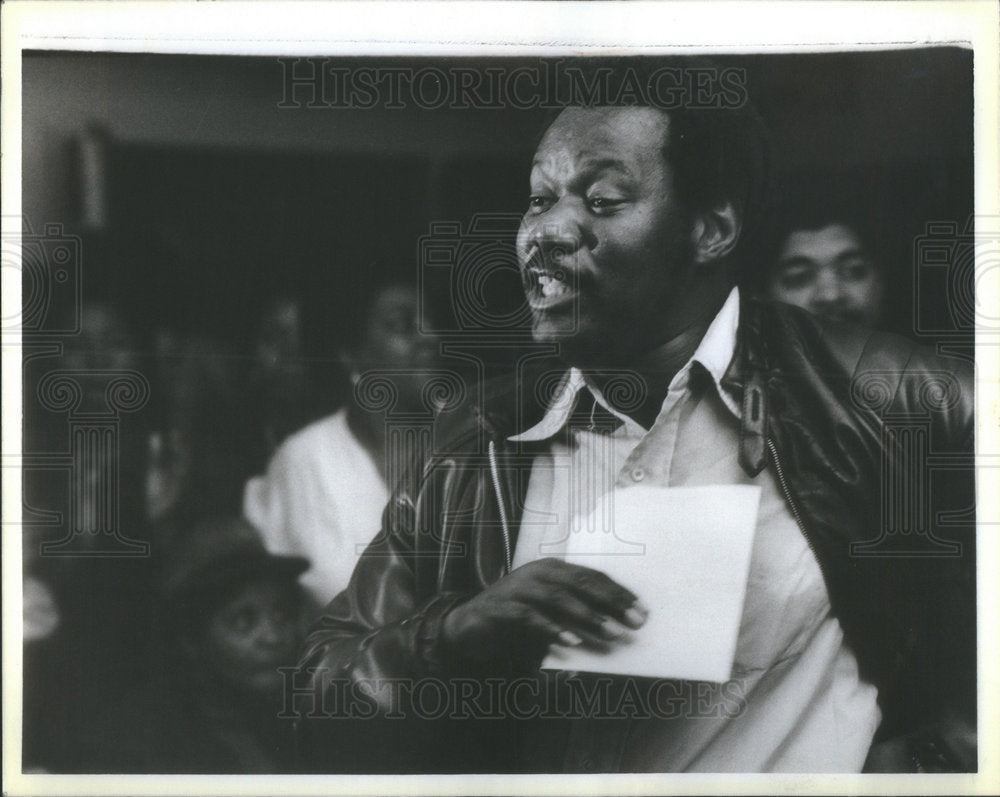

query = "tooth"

[{"left": 542, "top": 279, "right": 566, "bottom": 298}]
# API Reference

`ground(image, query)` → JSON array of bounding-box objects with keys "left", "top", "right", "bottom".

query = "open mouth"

[
  {"left": 525, "top": 267, "right": 576, "bottom": 309},
  {"left": 520, "top": 243, "right": 580, "bottom": 311}
]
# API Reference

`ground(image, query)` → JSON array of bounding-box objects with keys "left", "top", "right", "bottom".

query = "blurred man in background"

[
  {"left": 765, "top": 210, "right": 884, "bottom": 328},
  {"left": 22, "top": 299, "right": 155, "bottom": 772},
  {"left": 246, "top": 294, "right": 330, "bottom": 464}
]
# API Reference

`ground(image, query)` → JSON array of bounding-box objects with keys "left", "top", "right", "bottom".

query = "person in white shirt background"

[{"left": 244, "top": 283, "right": 444, "bottom": 608}]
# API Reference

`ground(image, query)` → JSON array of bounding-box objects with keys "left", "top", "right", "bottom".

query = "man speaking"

[{"left": 294, "top": 72, "right": 975, "bottom": 774}]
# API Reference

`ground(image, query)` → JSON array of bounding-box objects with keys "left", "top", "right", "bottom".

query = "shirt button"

[{"left": 630, "top": 468, "right": 645, "bottom": 482}]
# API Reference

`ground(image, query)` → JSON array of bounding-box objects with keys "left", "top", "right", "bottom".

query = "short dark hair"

[
  {"left": 771, "top": 197, "right": 876, "bottom": 255},
  {"left": 535, "top": 57, "right": 776, "bottom": 277},
  {"left": 757, "top": 186, "right": 882, "bottom": 291}
]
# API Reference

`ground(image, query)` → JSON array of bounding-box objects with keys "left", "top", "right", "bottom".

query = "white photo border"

[{"left": 2, "top": 2, "right": 998, "bottom": 795}]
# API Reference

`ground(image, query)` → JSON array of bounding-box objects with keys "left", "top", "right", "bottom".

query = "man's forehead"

[
  {"left": 534, "top": 106, "right": 672, "bottom": 165},
  {"left": 780, "top": 224, "right": 867, "bottom": 261}
]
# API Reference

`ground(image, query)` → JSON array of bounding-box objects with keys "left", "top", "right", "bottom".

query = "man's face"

[
  {"left": 355, "top": 284, "right": 442, "bottom": 410},
  {"left": 768, "top": 223, "right": 883, "bottom": 327},
  {"left": 516, "top": 107, "right": 696, "bottom": 365},
  {"left": 362, "top": 286, "right": 438, "bottom": 369}
]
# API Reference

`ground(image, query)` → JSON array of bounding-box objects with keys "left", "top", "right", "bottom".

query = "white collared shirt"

[
  {"left": 510, "top": 287, "right": 880, "bottom": 772},
  {"left": 244, "top": 409, "right": 388, "bottom": 606}
]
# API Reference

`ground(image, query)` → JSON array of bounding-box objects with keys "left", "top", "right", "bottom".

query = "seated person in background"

[
  {"left": 248, "top": 293, "right": 329, "bottom": 463},
  {"left": 765, "top": 210, "right": 884, "bottom": 327},
  {"left": 21, "top": 298, "right": 156, "bottom": 773},
  {"left": 81, "top": 516, "right": 308, "bottom": 773},
  {"left": 145, "top": 327, "right": 250, "bottom": 529},
  {"left": 244, "top": 282, "right": 443, "bottom": 607},
  {"left": 21, "top": 524, "right": 62, "bottom": 773}
]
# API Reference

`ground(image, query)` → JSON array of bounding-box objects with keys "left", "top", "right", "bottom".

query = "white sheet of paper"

[{"left": 541, "top": 484, "right": 761, "bottom": 683}]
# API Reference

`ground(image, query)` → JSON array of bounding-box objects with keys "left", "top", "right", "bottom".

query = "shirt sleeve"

[{"left": 243, "top": 444, "right": 296, "bottom": 556}]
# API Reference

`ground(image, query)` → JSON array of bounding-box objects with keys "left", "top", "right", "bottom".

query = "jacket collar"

[
  {"left": 506, "top": 288, "right": 742, "bottom": 443},
  {"left": 476, "top": 288, "right": 771, "bottom": 449}
]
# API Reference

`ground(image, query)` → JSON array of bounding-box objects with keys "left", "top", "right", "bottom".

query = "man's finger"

[
  {"left": 534, "top": 560, "right": 643, "bottom": 622},
  {"left": 518, "top": 584, "right": 612, "bottom": 638},
  {"left": 515, "top": 606, "right": 575, "bottom": 647}
]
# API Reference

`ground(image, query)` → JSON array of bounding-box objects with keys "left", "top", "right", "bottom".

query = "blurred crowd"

[
  {"left": 22, "top": 193, "right": 891, "bottom": 772},
  {"left": 22, "top": 281, "right": 447, "bottom": 773}
]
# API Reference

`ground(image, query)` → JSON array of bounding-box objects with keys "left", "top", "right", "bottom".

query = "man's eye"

[
  {"left": 587, "top": 196, "right": 623, "bottom": 212},
  {"left": 527, "top": 195, "right": 553, "bottom": 213},
  {"left": 778, "top": 268, "right": 813, "bottom": 289},
  {"left": 841, "top": 260, "right": 873, "bottom": 281}
]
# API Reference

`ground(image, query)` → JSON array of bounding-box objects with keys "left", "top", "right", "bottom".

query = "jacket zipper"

[
  {"left": 766, "top": 437, "right": 829, "bottom": 584},
  {"left": 488, "top": 438, "right": 513, "bottom": 573}
]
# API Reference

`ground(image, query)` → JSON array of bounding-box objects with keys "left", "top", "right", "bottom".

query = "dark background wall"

[
  {"left": 22, "top": 48, "right": 974, "bottom": 358},
  {"left": 16, "top": 46, "right": 978, "bottom": 777}
]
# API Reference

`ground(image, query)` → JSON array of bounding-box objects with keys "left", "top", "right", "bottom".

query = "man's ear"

[{"left": 690, "top": 201, "right": 742, "bottom": 264}]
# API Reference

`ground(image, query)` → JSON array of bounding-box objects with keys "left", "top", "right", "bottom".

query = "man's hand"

[{"left": 441, "top": 558, "right": 648, "bottom": 668}]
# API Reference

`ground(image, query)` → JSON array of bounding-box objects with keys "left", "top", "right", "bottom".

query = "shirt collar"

[{"left": 509, "top": 287, "right": 741, "bottom": 442}]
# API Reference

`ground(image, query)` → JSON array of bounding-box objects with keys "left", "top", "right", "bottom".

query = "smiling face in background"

[
  {"left": 516, "top": 107, "right": 699, "bottom": 367},
  {"left": 768, "top": 223, "right": 883, "bottom": 327}
]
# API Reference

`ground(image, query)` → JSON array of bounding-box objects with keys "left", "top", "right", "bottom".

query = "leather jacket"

[{"left": 295, "top": 298, "right": 975, "bottom": 772}]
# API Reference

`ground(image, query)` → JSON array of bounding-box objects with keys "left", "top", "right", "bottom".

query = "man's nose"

[
  {"left": 522, "top": 201, "right": 590, "bottom": 262},
  {"left": 811, "top": 269, "right": 844, "bottom": 308}
]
